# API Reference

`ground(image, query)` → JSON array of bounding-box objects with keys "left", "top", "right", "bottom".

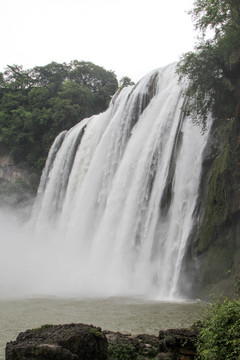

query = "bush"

[
  {"left": 108, "top": 343, "right": 138, "bottom": 360},
  {"left": 196, "top": 299, "right": 240, "bottom": 359}
]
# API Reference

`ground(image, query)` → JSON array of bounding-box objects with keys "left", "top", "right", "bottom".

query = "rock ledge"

[{"left": 6, "top": 323, "right": 199, "bottom": 360}]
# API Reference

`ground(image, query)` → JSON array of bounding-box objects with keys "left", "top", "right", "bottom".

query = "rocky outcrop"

[
  {"left": 6, "top": 323, "right": 199, "bottom": 360},
  {"left": 0, "top": 144, "right": 30, "bottom": 184},
  {"left": 158, "top": 327, "right": 198, "bottom": 359},
  {"left": 179, "top": 117, "right": 240, "bottom": 300},
  {"left": 6, "top": 324, "right": 108, "bottom": 360},
  {"left": 106, "top": 326, "right": 198, "bottom": 359},
  {"left": 0, "top": 145, "right": 37, "bottom": 208}
]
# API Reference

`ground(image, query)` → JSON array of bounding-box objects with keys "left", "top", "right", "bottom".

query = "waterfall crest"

[{"left": 1, "top": 63, "right": 210, "bottom": 299}]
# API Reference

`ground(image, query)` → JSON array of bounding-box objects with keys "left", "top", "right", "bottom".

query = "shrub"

[
  {"left": 108, "top": 343, "right": 137, "bottom": 360},
  {"left": 196, "top": 299, "right": 240, "bottom": 359}
]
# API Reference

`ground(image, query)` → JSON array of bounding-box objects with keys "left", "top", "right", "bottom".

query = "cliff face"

[
  {"left": 180, "top": 116, "right": 240, "bottom": 299},
  {"left": 0, "top": 144, "right": 36, "bottom": 208}
]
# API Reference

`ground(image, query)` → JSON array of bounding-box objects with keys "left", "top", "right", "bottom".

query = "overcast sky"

[{"left": 1, "top": 0, "right": 196, "bottom": 82}]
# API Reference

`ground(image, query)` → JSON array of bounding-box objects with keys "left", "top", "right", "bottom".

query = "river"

[{"left": 0, "top": 296, "right": 206, "bottom": 359}]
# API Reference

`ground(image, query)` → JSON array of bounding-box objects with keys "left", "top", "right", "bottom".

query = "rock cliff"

[
  {"left": 0, "top": 144, "right": 36, "bottom": 208},
  {"left": 179, "top": 117, "right": 240, "bottom": 299}
]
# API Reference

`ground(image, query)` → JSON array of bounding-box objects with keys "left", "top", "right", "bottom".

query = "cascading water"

[{"left": 0, "top": 63, "right": 210, "bottom": 300}]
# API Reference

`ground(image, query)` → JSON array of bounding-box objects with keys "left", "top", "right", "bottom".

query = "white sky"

[{"left": 0, "top": 0, "right": 196, "bottom": 82}]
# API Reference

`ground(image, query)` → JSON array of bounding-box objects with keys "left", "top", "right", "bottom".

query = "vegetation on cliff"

[
  {"left": 197, "top": 120, "right": 235, "bottom": 254},
  {"left": 176, "top": 0, "right": 240, "bottom": 299},
  {"left": 177, "top": 0, "right": 240, "bottom": 131},
  {"left": 0, "top": 61, "right": 118, "bottom": 176}
]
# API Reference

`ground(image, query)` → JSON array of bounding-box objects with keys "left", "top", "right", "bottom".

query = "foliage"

[
  {"left": 68, "top": 61, "right": 118, "bottom": 113},
  {"left": 177, "top": 0, "right": 240, "bottom": 130},
  {"left": 33, "top": 324, "right": 54, "bottom": 332},
  {"left": 0, "top": 61, "right": 118, "bottom": 176},
  {"left": 119, "top": 76, "right": 135, "bottom": 89},
  {"left": 189, "top": 0, "right": 240, "bottom": 37},
  {"left": 108, "top": 343, "right": 138, "bottom": 360},
  {"left": 89, "top": 327, "right": 105, "bottom": 339},
  {"left": 196, "top": 298, "right": 240, "bottom": 359},
  {"left": 235, "top": 274, "right": 240, "bottom": 296}
]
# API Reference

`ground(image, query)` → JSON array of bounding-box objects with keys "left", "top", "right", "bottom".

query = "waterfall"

[{"left": 0, "top": 63, "right": 210, "bottom": 299}]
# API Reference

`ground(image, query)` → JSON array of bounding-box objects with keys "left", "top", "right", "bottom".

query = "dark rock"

[
  {"left": 105, "top": 330, "right": 160, "bottom": 359},
  {"left": 159, "top": 326, "right": 198, "bottom": 359},
  {"left": 6, "top": 323, "right": 199, "bottom": 360},
  {"left": 156, "top": 354, "right": 175, "bottom": 360},
  {"left": 105, "top": 325, "right": 198, "bottom": 359},
  {"left": 178, "top": 117, "right": 240, "bottom": 300},
  {"left": 6, "top": 323, "right": 108, "bottom": 360}
]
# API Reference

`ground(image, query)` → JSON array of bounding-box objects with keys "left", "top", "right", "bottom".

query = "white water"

[{"left": 0, "top": 63, "right": 210, "bottom": 300}]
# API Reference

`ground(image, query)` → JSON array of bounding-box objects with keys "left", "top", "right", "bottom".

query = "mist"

[
  {"left": 0, "top": 205, "right": 79, "bottom": 298},
  {"left": 0, "top": 206, "right": 33, "bottom": 297}
]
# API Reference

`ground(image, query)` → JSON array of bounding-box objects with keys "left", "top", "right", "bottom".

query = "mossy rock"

[{"left": 198, "top": 120, "right": 234, "bottom": 253}]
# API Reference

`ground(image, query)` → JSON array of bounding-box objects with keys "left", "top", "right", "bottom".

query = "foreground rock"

[
  {"left": 6, "top": 323, "right": 108, "bottom": 360},
  {"left": 158, "top": 326, "right": 198, "bottom": 359},
  {"left": 6, "top": 323, "right": 199, "bottom": 360},
  {"left": 106, "top": 326, "right": 198, "bottom": 359}
]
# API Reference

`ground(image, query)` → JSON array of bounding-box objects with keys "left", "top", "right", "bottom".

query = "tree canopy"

[
  {"left": 177, "top": 0, "right": 240, "bottom": 130},
  {"left": 0, "top": 61, "right": 118, "bottom": 174},
  {"left": 119, "top": 76, "right": 135, "bottom": 89}
]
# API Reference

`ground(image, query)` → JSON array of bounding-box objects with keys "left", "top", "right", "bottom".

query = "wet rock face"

[
  {"left": 5, "top": 323, "right": 108, "bottom": 360},
  {"left": 0, "top": 148, "right": 36, "bottom": 208},
  {"left": 0, "top": 149, "right": 29, "bottom": 185}
]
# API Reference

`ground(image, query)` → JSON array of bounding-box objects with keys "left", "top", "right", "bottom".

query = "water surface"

[{"left": 0, "top": 296, "right": 206, "bottom": 358}]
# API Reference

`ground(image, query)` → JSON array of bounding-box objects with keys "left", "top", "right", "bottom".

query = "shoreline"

[{"left": 6, "top": 322, "right": 199, "bottom": 360}]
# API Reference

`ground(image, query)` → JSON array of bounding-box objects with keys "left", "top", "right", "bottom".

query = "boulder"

[
  {"left": 6, "top": 323, "right": 108, "bottom": 360},
  {"left": 159, "top": 325, "right": 199, "bottom": 359}
]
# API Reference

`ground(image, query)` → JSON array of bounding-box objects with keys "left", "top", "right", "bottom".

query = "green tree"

[
  {"left": 68, "top": 60, "right": 118, "bottom": 113},
  {"left": 1, "top": 64, "right": 36, "bottom": 90},
  {"left": 0, "top": 106, "right": 34, "bottom": 162},
  {"left": 177, "top": 0, "right": 240, "bottom": 130},
  {"left": 119, "top": 76, "right": 135, "bottom": 89},
  {"left": 32, "top": 62, "right": 68, "bottom": 95},
  {"left": 28, "top": 87, "right": 50, "bottom": 109},
  {"left": 59, "top": 80, "right": 93, "bottom": 111},
  {"left": 0, "top": 60, "right": 118, "bottom": 176}
]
